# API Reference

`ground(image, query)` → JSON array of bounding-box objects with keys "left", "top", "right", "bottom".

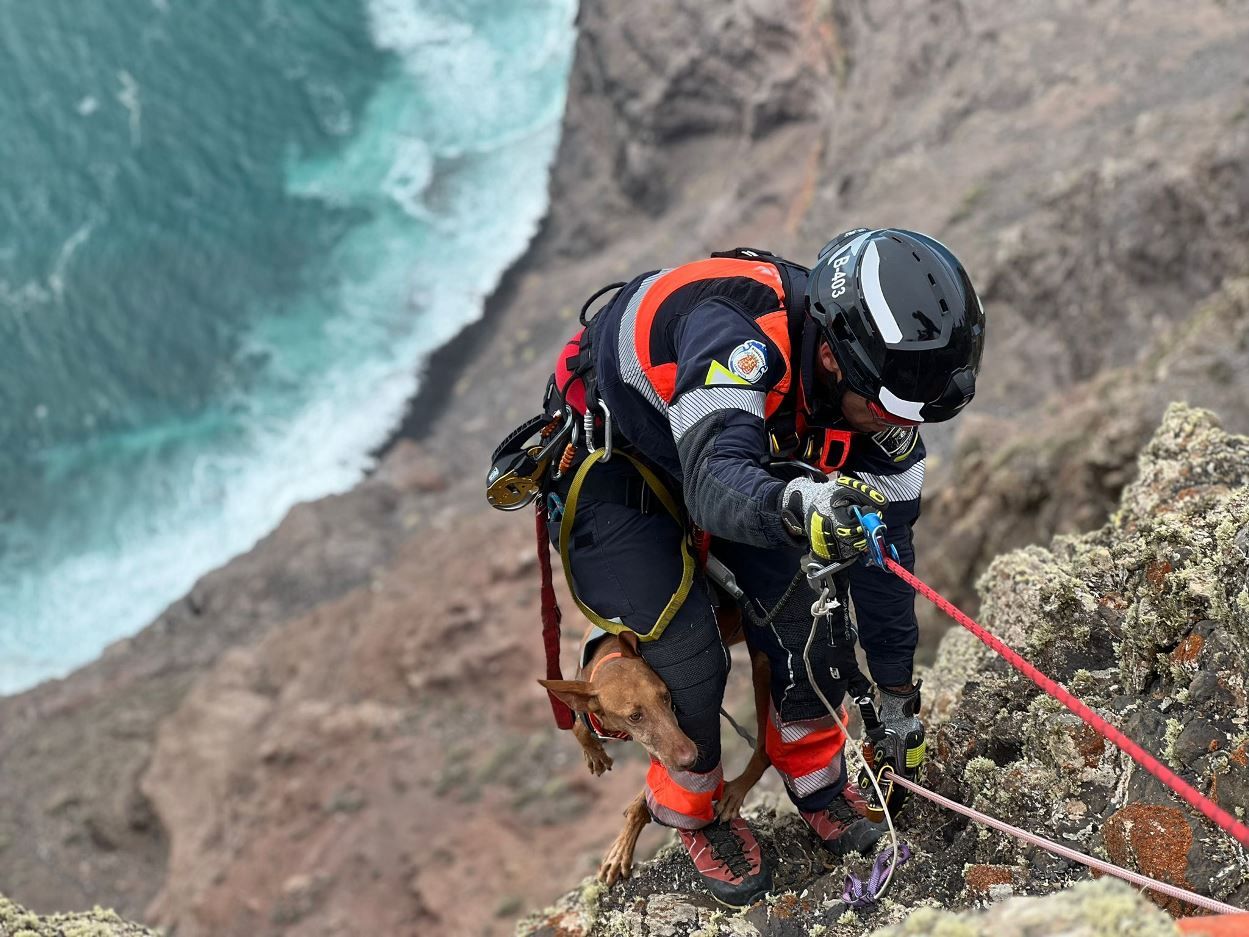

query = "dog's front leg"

[
  {"left": 718, "top": 649, "right": 772, "bottom": 819},
  {"left": 573, "top": 718, "right": 614, "bottom": 775},
  {"left": 599, "top": 788, "right": 649, "bottom": 885}
]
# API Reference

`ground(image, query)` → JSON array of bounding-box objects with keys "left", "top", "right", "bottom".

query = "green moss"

[{"left": 1162, "top": 717, "right": 1185, "bottom": 768}]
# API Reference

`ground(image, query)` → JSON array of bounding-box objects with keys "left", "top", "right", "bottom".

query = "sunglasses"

[{"left": 866, "top": 399, "right": 921, "bottom": 427}]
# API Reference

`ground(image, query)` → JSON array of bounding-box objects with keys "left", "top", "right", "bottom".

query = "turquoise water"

[{"left": 0, "top": 0, "right": 577, "bottom": 693}]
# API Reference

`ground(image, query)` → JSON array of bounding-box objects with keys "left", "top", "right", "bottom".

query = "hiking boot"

[
  {"left": 800, "top": 785, "right": 887, "bottom": 857},
  {"left": 677, "top": 817, "right": 772, "bottom": 907}
]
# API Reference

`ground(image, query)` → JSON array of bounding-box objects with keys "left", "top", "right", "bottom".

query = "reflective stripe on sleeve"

[
  {"left": 668, "top": 386, "right": 765, "bottom": 443},
  {"left": 850, "top": 458, "right": 925, "bottom": 503}
]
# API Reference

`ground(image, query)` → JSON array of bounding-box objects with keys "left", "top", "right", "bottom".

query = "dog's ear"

[
  {"left": 538, "top": 679, "right": 600, "bottom": 713},
  {"left": 618, "top": 631, "right": 640, "bottom": 659}
]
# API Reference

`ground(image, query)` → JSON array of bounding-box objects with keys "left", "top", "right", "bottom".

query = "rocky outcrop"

[
  {"left": 519, "top": 404, "right": 1249, "bottom": 934},
  {"left": 0, "top": 894, "right": 158, "bottom": 937},
  {"left": 867, "top": 879, "right": 1184, "bottom": 937},
  {"left": 926, "top": 404, "right": 1249, "bottom": 908}
]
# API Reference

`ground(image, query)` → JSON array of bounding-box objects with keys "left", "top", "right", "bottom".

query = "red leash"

[
  {"left": 885, "top": 557, "right": 1249, "bottom": 851},
  {"left": 536, "top": 499, "right": 574, "bottom": 729}
]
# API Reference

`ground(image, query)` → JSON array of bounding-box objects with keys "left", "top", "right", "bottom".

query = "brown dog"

[{"left": 540, "top": 609, "right": 772, "bottom": 885}]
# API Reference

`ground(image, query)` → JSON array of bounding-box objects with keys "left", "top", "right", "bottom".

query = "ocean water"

[{"left": 0, "top": 0, "right": 578, "bottom": 694}]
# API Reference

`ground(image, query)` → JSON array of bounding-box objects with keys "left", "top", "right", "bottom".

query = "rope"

[
  {"left": 884, "top": 557, "right": 1249, "bottom": 852},
  {"left": 810, "top": 632, "right": 903, "bottom": 905},
  {"left": 719, "top": 707, "right": 758, "bottom": 750},
  {"left": 885, "top": 770, "right": 1245, "bottom": 916}
]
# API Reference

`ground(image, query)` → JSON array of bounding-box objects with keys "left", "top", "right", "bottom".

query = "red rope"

[
  {"left": 537, "top": 500, "right": 574, "bottom": 730},
  {"left": 885, "top": 557, "right": 1249, "bottom": 851}
]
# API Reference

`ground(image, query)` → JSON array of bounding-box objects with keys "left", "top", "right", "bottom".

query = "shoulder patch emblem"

[
  {"left": 705, "top": 360, "right": 749, "bottom": 386},
  {"left": 872, "top": 426, "right": 919, "bottom": 462},
  {"left": 728, "top": 339, "right": 768, "bottom": 384}
]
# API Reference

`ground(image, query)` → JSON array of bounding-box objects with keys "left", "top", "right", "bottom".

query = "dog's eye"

[{"left": 629, "top": 711, "right": 644, "bottom": 724}]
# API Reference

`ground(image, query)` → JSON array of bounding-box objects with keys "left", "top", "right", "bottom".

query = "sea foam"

[{"left": 0, "top": 0, "right": 577, "bottom": 694}]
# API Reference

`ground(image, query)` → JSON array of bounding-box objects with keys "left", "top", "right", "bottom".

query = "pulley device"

[{"left": 485, "top": 411, "right": 574, "bottom": 511}]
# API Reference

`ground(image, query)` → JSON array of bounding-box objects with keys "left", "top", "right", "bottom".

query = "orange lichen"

[
  {"left": 964, "top": 864, "right": 1017, "bottom": 897},
  {"left": 1169, "top": 633, "right": 1204, "bottom": 666},
  {"left": 1146, "top": 560, "right": 1173, "bottom": 590},
  {"left": 768, "top": 893, "right": 815, "bottom": 920},
  {"left": 1073, "top": 724, "right": 1107, "bottom": 767},
  {"left": 1103, "top": 803, "right": 1195, "bottom": 916}
]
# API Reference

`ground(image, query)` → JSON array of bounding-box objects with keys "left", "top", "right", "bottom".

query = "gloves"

[
  {"left": 875, "top": 682, "right": 925, "bottom": 780},
  {"left": 781, "top": 475, "right": 889, "bottom": 564}
]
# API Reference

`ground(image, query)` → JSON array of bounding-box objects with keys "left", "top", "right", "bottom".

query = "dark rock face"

[{"left": 519, "top": 405, "right": 1248, "bottom": 934}]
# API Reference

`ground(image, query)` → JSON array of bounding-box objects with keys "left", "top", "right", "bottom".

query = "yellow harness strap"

[{"left": 558, "top": 448, "right": 695, "bottom": 642}]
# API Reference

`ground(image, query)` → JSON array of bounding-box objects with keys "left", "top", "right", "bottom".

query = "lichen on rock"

[
  {"left": 0, "top": 895, "right": 160, "bottom": 937},
  {"left": 865, "top": 879, "right": 1181, "bottom": 937}
]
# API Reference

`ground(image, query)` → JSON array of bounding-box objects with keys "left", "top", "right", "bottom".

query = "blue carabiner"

[
  {"left": 854, "top": 506, "right": 898, "bottom": 570},
  {"left": 547, "top": 492, "right": 565, "bottom": 524}
]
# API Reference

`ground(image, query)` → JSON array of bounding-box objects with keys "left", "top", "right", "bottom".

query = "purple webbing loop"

[{"left": 842, "top": 843, "right": 912, "bottom": 909}]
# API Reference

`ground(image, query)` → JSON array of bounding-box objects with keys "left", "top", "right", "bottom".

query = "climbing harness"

[
  {"left": 557, "top": 449, "right": 695, "bottom": 642},
  {"left": 489, "top": 281, "right": 702, "bottom": 728}
]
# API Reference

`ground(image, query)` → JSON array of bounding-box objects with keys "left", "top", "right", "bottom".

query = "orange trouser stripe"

[
  {"left": 765, "top": 712, "right": 847, "bottom": 780},
  {"left": 646, "top": 760, "right": 722, "bottom": 823}
]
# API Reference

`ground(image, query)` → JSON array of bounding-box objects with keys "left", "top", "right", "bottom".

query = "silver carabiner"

[
  {"left": 583, "top": 407, "right": 595, "bottom": 455},
  {"left": 598, "top": 400, "right": 613, "bottom": 462}
]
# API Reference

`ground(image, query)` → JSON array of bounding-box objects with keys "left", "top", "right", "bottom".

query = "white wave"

[
  {"left": 0, "top": 0, "right": 579, "bottom": 696},
  {"left": 116, "top": 70, "right": 141, "bottom": 146}
]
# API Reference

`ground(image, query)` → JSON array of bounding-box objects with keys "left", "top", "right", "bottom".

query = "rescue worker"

[{"left": 536, "top": 228, "right": 984, "bottom": 906}]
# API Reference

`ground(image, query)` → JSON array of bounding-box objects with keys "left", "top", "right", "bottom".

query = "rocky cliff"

[
  {"left": 2, "top": 2, "right": 1249, "bottom": 936},
  {"left": 518, "top": 403, "right": 1249, "bottom": 934}
]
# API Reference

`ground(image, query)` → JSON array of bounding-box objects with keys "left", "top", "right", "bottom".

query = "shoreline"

[{"left": 369, "top": 214, "right": 554, "bottom": 462}]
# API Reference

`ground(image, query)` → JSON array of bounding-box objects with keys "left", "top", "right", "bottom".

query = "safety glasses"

[{"left": 867, "top": 399, "right": 920, "bottom": 427}]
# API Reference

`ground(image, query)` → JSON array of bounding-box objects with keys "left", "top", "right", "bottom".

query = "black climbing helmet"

[{"left": 806, "top": 228, "right": 985, "bottom": 424}]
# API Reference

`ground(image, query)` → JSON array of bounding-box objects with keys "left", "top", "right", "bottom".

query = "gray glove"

[{"left": 780, "top": 475, "right": 889, "bottom": 564}]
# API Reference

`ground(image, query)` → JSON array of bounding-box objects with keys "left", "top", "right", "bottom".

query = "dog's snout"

[{"left": 674, "top": 741, "right": 699, "bottom": 770}]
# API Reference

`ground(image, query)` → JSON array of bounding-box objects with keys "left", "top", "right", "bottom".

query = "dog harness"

[{"left": 579, "top": 626, "right": 632, "bottom": 742}]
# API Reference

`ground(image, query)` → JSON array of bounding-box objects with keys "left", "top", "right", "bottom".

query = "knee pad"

[{"left": 639, "top": 607, "right": 729, "bottom": 772}]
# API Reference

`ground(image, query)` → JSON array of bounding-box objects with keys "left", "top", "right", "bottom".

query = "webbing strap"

[
  {"left": 536, "top": 499, "right": 574, "bottom": 730},
  {"left": 559, "top": 449, "right": 695, "bottom": 641}
]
